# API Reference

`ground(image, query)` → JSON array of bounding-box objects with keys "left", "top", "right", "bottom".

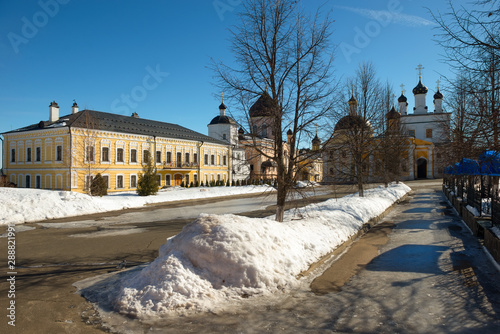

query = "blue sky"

[{"left": 0, "top": 0, "right": 468, "bottom": 165}]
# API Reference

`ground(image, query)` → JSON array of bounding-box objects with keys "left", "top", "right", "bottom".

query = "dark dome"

[
  {"left": 412, "top": 79, "right": 428, "bottom": 95},
  {"left": 386, "top": 106, "right": 401, "bottom": 120},
  {"left": 312, "top": 134, "right": 321, "bottom": 144},
  {"left": 287, "top": 128, "right": 293, "bottom": 135},
  {"left": 209, "top": 115, "right": 237, "bottom": 125},
  {"left": 219, "top": 102, "right": 227, "bottom": 110},
  {"left": 434, "top": 89, "right": 443, "bottom": 99},
  {"left": 249, "top": 92, "right": 278, "bottom": 117},
  {"left": 334, "top": 115, "right": 371, "bottom": 132},
  {"left": 398, "top": 94, "right": 407, "bottom": 103},
  {"left": 348, "top": 95, "right": 357, "bottom": 105}
]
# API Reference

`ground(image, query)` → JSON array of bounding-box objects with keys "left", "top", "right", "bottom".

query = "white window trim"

[{"left": 116, "top": 174, "right": 125, "bottom": 189}]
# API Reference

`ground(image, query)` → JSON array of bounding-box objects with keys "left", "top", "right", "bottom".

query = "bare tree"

[
  {"left": 326, "top": 62, "right": 384, "bottom": 196},
  {"left": 211, "top": 0, "right": 336, "bottom": 221},
  {"left": 433, "top": 0, "right": 500, "bottom": 155}
]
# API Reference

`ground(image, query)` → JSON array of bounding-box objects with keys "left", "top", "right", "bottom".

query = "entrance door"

[
  {"left": 174, "top": 174, "right": 182, "bottom": 186},
  {"left": 417, "top": 158, "right": 427, "bottom": 179}
]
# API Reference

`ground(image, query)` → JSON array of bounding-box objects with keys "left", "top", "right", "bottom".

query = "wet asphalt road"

[{"left": 132, "top": 180, "right": 500, "bottom": 333}]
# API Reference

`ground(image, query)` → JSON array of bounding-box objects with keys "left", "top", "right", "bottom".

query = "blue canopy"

[
  {"left": 444, "top": 165, "right": 454, "bottom": 175},
  {"left": 479, "top": 150, "right": 500, "bottom": 176},
  {"left": 457, "top": 158, "right": 480, "bottom": 175}
]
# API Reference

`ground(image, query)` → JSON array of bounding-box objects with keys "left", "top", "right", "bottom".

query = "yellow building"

[{"left": 2, "top": 101, "right": 230, "bottom": 193}]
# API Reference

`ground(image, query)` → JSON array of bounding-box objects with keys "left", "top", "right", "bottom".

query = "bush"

[
  {"left": 90, "top": 173, "right": 107, "bottom": 196},
  {"left": 137, "top": 151, "right": 158, "bottom": 196}
]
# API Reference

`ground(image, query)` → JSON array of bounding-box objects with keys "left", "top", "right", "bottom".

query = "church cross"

[
  {"left": 400, "top": 83, "right": 406, "bottom": 95},
  {"left": 416, "top": 64, "right": 424, "bottom": 78},
  {"left": 436, "top": 79, "right": 441, "bottom": 90}
]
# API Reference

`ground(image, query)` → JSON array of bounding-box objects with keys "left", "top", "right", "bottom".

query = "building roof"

[
  {"left": 334, "top": 115, "right": 371, "bottom": 132},
  {"left": 249, "top": 92, "right": 278, "bottom": 117},
  {"left": 209, "top": 115, "right": 237, "bottom": 125},
  {"left": 312, "top": 134, "right": 321, "bottom": 144},
  {"left": 412, "top": 79, "right": 428, "bottom": 95},
  {"left": 3, "top": 109, "right": 227, "bottom": 145},
  {"left": 398, "top": 93, "right": 407, "bottom": 103},
  {"left": 433, "top": 89, "right": 443, "bottom": 99},
  {"left": 386, "top": 106, "right": 401, "bottom": 120}
]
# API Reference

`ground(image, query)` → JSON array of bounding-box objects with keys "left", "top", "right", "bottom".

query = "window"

[
  {"left": 102, "top": 147, "right": 110, "bottom": 162},
  {"left": 10, "top": 149, "right": 15, "bottom": 163},
  {"left": 185, "top": 174, "right": 190, "bottom": 185},
  {"left": 409, "top": 130, "right": 415, "bottom": 137},
  {"left": 156, "top": 151, "right": 162, "bottom": 164},
  {"left": 117, "top": 148, "right": 124, "bottom": 162},
  {"left": 223, "top": 134, "right": 227, "bottom": 140},
  {"left": 185, "top": 153, "right": 190, "bottom": 164},
  {"left": 26, "top": 148, "right": 32, "bottom": 162},
  {"left": 25, "top": 175, "right": 31, "bottom": 188},
  {"left": 35, "top": 175, "right": 41, "bottom": 189},
  {"left": 117, "top": 175, "right": 124, "bottom": 189},
  {"left": 166, "top": 152, "right": 172, "bottom": 164},
  {"left": 426, "top": 129, "right": 432, "bottom": 138},
  {"left": 143, "top": 150, "right": 150, "bottom": 164},
  {"left": 211, "top": 154, "right": 215, "bottom": 165},
  {"left": 85, "top": 146, "right": 94, "bottom": 162},
  {"left": 204, "top": 154, "right": 209, "bottom": 165},
  {"left": 194, "top": 174, "right": 198, "bottom": 184},
  {"left": 157, "top": 175, "right": 162, "bottom": 186},
  {"left": 193, "top": 153, "right": 198, "bottom": 165},
  {"left": 130, "top": 175, "right": 137, "bottom": 188},
  {"left": 177, "top": 152, "right": 182, "bottom": 167},
  {"left": 130, "top": 149, "right": 137, "bottom": 163},
  {"left": 85, "top": 175, "right": 93, "bottom": 190},
  {"left": 102, "top": 175, "right": 109, "bottom": 189},
  {"left": 253, "top": 125, "right": 258, "bottom": 135},
  {"left": 223, "top": 155, "right": 227, "bottom": 166},
  {"left": 56, "top": 145, "right": 62, "bottom": 161},
  {"left": 36, "top": 147, "right": 41, "bottom": 162},
  {"left": 165, "top": 174, "right": 171, "bottom": 186},
  {"left": 262, "top": 125, "right": 267, "bottom": 137}
]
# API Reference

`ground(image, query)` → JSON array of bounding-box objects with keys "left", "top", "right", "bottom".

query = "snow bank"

[
  {"left": 295, "top": 181, "right": 319, "bottom": 188},
  {"left": 115, "top": 183, "right": 410, "bottom": 318},
  {"left": 0, "top": 185, "right": 272, "bottom": 225}
]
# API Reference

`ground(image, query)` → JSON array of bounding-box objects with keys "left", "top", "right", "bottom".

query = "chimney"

[
  {"left": 72, "top": 101, "right": 79, "bottom": 114},
  {"left": 49, "top": 101, "right": 59, "bottom": 122}
]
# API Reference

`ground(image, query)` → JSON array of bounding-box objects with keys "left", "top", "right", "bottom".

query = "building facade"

[
  {"left": 2, "top": 102, "right": 230, "bottom": 193},
  {"left": 208, "top": 96, "right": 250, "bottom": 183},
  {"left": 323, "top": 70, "right": 449, "bottom": 183}
]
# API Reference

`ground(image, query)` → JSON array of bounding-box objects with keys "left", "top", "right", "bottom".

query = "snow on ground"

[
  {"left": 113, "top": 183, "right": 410, "bottom": 318},
  {"left": 0, "top": 185, "right": 272, "bottom": 225}
]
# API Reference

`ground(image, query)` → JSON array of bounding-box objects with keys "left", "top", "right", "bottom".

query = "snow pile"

[
  {"left": 115, "top": 183, "right": 410, "bottom": 318},
  {"left": 466, "top": 204, "right": 480, "bottom": 217},
  {"left": 295, "top": 181, "right": 320, "bottom": 188},
  {"left": 0, "top": 185, "right": 272, "bottom": 225}
]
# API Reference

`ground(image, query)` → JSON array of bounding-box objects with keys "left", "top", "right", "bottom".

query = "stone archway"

[{"left": 417, "top": 158, "right": 427, "bottom": 179}]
